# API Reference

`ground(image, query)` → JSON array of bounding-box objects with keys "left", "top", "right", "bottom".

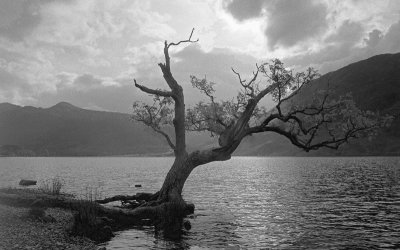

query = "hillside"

[
  {"left": 0, "top": 102, "right": 170, "bottom": 156},
  {"left": 1, "top": 53, "right": 399, "bottom": 156},
  {"left": 235, "top": 53, "right": 400, "bottom": 156}
]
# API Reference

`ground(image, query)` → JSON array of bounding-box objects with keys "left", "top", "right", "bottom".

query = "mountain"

[
  {"left": 0, "top": 102, "right": 170, "bottom": 156},
  {"left": 235, "top": 53, "right": 400, "bottom": 156},
  {"left": 1, "top": 53, "right": 399, "bottom": 156}
]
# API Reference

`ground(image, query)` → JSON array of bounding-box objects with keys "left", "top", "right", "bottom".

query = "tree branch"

[
  {"left": 134, "top": 80, "right": 174, "bottom": 98},
  {"left": 245, "top": 124, "right": 363, "bottom": 152},
  {"left": 167, "top": 28, "right": 199, "bottom": 49},
  {"left": 152, "top": 127, "right": 176, "bottom": 150}
]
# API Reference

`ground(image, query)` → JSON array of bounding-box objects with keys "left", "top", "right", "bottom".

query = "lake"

[{"left": 1, "top": 157, "right": 399, "bottom": 249}]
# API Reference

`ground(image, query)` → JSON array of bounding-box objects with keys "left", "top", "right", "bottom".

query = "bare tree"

[{"left": 100, "top": 29, "right": 391, "bottom": 237}]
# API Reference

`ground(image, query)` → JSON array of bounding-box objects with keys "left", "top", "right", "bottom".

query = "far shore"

[{"left": 1, "top": 154, "right": 400, "bottom": 158}]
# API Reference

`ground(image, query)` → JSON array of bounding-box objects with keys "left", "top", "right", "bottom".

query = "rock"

[
  {"left": 183, "top": 220, "right": 191, "bottom": 230},
  {"left": 19, "top": 179, "right": 37, "bottom": 186},
  {"left": 134, "top": 184, "right": 142, "bottom": 187},
  {"left": 185, "top": 203, "right": 195, "bottom": 215}
]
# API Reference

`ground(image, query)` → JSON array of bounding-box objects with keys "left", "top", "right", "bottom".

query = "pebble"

[{"left": 0, "top": 204, "right": 97, "bottom": 250}]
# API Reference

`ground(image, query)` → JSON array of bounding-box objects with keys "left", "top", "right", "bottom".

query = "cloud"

[
  {"left": 264, "top": 0, "right": 328, "bottom": 49},
  {"left": 1, "top": 0, "right": 399, "bottom": 113},
  {"left": 223, "top": 0, "right": 329, "bottom": 49},
  {"left": 169, "top": 44, "right": 275, "bottom": 107},
  {"left": 0, "top": 0, "right": 41, "bottom": 41},
  {"left": 0, "top": 68, "right": 33, "bottom": 103},
  {"left": 284, "top": 18, "right": 400, "bottom": 74},
  {"left": 224, "top": 0, "right": 264, "bottom": 21},
  {"left": 376, "top": 18, "right": 400, "bottom": 52},
  {"left": 35, "top": 83, "right": 138, "bottom": 113},
  {"left": 325, "top": 20, "right": 364, "bottom": 45},
  {"left": 364, "top": 29, "right": 383, "bottom": 48},
  {"left": 0, "top": 0, "right": 181, "bottom": 109}
]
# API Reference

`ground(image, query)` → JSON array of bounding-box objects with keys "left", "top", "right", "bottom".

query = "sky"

[{"left": 0, "top": 0, "right": 399, "bottom": 113}]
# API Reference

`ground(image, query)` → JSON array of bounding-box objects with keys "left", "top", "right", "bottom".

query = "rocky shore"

[{"left": 0, "top": 202, "right": 98, "bottom": 249}]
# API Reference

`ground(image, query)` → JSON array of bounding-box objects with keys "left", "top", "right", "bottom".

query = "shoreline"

[{"left": 0, "top": 192, "right": 101, "bottom": 250}]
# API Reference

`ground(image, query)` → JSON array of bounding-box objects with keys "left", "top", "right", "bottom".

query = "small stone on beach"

[{"left": 19, "top": 179, "right": 37, "bottom": 186}]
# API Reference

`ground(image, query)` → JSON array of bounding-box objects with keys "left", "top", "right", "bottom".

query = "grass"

[
  {"left": 71, "top": 186, "right": 115, "bottom": 242},
  {"left": 74, "top": 187, "right": 102, "bottom": 226},
  {"left": 39, "top": 177, "right": 64, "bottom": 195}
]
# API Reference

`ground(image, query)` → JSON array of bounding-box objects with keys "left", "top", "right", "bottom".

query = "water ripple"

[{"left": 1, "top": 157, "right": 399, "bottom": 249}]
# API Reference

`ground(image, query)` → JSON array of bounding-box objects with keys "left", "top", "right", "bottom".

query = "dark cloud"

[
  {"left": 0, "top": 0, "right": 41, "bottom": 41},
  {"left": 284, "top": 18, "right": 400, "bottom": 74},
  {"left": 223, "top": 0, "right": 329, "bottom": 49},
  {"left": 364, "top": 29, "right": 383, "bottom": 48},
  {"left": 286, "top": 21, "right": 364, "bottom": 67},
  {"left": 0, "top": 0, "right": 74, "bottom": 41},
  {"left": 265, "top": 0, "right": 328, "bottom": 49},
  {"left": 224, "top": 0, "right": 265, "bottom": 21}
]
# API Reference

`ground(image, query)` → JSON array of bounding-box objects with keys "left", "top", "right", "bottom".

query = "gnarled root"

[
  {"left": 95, "top": 192, "right": 158, "bottom": 204},
  {"left": 97, "top": 190, "right": 195, "bottom": 239},
  {"left": 0, "top": 188, "right": 195, "bottom": 240}
]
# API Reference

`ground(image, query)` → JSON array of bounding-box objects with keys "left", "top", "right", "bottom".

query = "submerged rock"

[{"left": 183, "top": 220, "right": 191, "bottom": 231}]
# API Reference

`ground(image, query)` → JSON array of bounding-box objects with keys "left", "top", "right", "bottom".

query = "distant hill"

[
  {"left": 235, "top": 53, "right": 400, "bottom": 156},
  {"left": 0, "top": 102, "right": 170, "bottom": 156},
  {"left": 1, "top": 53, "right": 399, "bottom": 156}
]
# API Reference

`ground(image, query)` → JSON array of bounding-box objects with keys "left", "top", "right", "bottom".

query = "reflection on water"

[{"left": 1, "top": 157, "right": 399, "bottom": 249}]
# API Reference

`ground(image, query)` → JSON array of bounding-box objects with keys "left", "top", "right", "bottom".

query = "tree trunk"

[{"left": 158, "top": 154, "right": 194, "bottom": 201}]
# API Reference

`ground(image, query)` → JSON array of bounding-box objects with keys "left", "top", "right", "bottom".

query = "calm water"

[{"left": 0, "top": 157, "right": 399, "bottom": 249}]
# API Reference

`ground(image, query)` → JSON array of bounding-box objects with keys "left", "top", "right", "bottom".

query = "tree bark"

[{"left": 158, "top": 154, "right": 194, "bottom": 201}]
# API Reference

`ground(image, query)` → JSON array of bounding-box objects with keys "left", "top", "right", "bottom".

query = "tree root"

[
  {"left": 0, "top": 188, "right": 194, "bottom": 240},
  {"left": 95, "top": 192, "right": 157, "bottom": 204}
]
